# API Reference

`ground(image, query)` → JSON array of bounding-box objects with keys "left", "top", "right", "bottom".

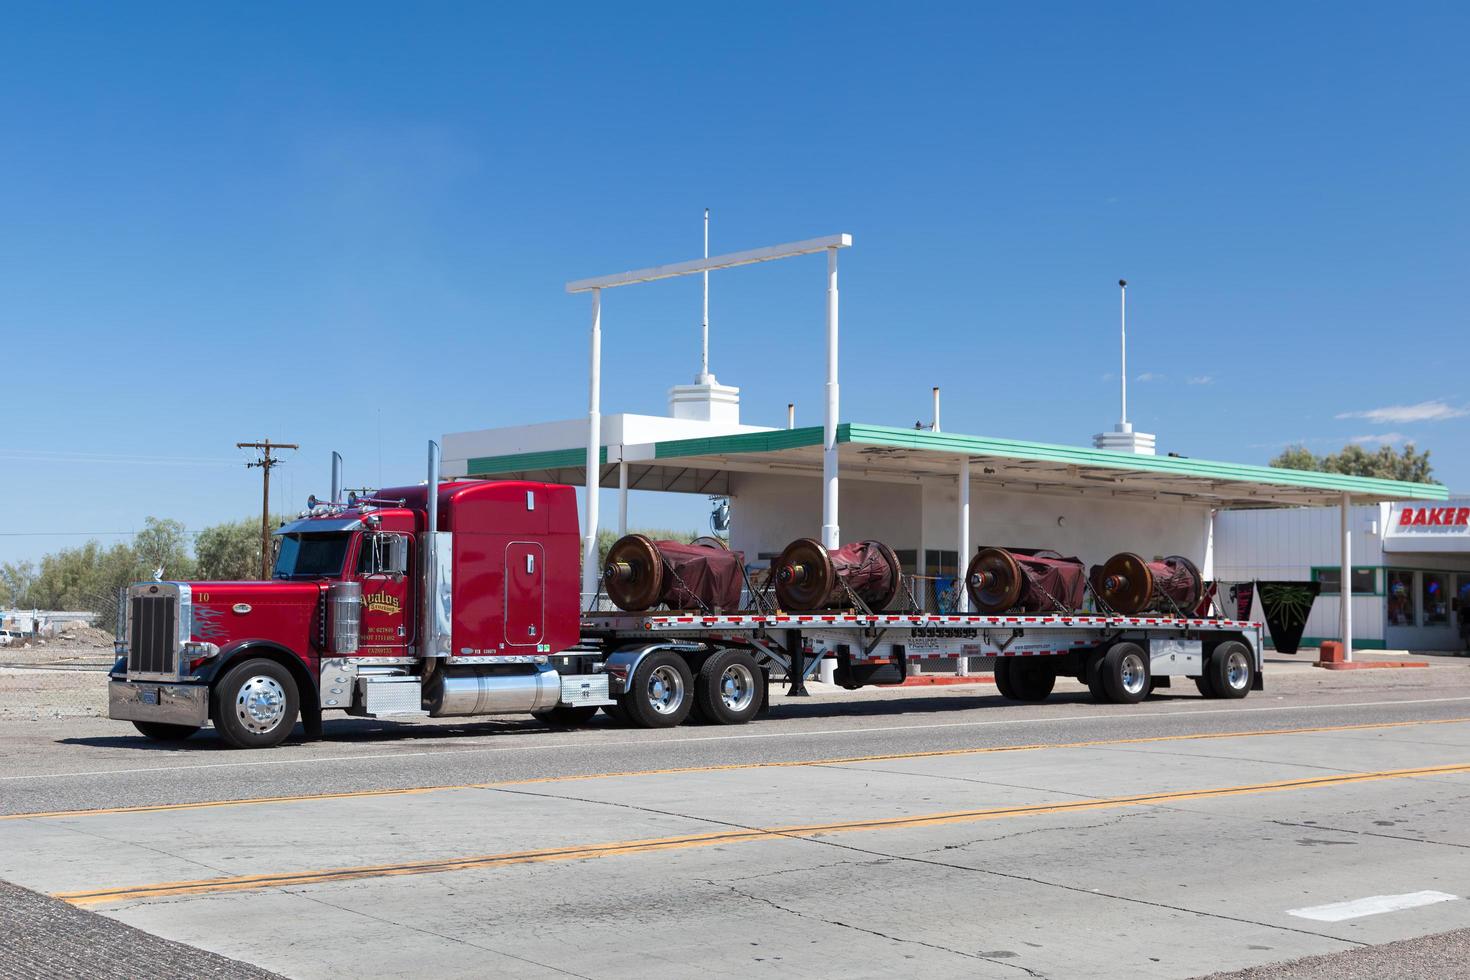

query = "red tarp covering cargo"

[
  {"left": 966, "top": 548, "right": 1087, "bottom": 614},
  {"left": 774, "top": 538, "right": 903, "bottom": 611},
  {"left": 602, "top": 534, "right": 744, "bottom": 612}
]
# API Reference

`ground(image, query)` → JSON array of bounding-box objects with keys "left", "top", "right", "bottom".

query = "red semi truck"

[{"left": 109, "top": 443, "right": 1264, "bottom": 749}]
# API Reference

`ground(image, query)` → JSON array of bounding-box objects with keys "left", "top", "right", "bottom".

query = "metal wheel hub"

[
  {"left": 235, "top": 675, "right": 287, "bottom": 734},
  {"left": 1225, "top": 651, "right": 1250, "bottom": 689},
  {"left": 719, "top": 664, "right": 755, "bottom": 712},
  {"left": 1119, "top": 654, "right": 1147, "bottom": 696},
  {"left": 647, "top": 665, "right": 685, "bottom": 715}
]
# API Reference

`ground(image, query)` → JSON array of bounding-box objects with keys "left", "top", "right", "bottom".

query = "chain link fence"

[{"left": 0, "top": 628, "right": 113, "bottom": 721}]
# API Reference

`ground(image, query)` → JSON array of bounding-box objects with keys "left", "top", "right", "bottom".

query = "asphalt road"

[{"left": 3, "top": 663, "right": 1470, "bottom": 978}]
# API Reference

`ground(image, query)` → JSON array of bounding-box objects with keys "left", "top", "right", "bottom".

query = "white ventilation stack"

[
  {"left": 668, "top": 207, "right": 742, "bottom": 424},
  {"left": 1093, "top": 278, "right": 1156, "bottom": 455}
]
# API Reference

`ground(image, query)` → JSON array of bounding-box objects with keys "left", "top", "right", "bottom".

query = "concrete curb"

[{"left": 1314, "top": 661, "right": 1430, "bottom": 670}]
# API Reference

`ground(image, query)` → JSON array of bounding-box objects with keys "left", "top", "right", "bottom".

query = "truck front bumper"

[{"left": 109, "top": 680, "right": 210, "bottom": 727}]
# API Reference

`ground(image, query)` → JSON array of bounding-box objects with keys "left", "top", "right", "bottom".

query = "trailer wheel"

[
  {"left": 211, "top": 658, "right": 299, "bottom": 749},
  {"left": 1101, "top": 642, "right": 1150, "bottom": 704},
  {"left": 1206, "top": 641, "right": 1253, "bottom": 699},
  {"left": 132, "top": 721, "right": 199, "bottom": 742},
  {"left": 992, "top": 659, "right": 1017, "bottom": 699},
  {"left": 533, "top": 705, "right": 600, "bottom": 728},
  {"left": 695, "top": 650, "right": 764, "bottom": 725},
  {"left": 601, "top": 701, "right": 630, "bottom": 725},
  {"left": 998, "top": 658, "right": 1055, "bottom": 702},
  {"left": 1085, "top": 653, "right": 1108, "bottom": 702},
  {"left": 620, "top": 651, "right": 694, "bottom": 728}
]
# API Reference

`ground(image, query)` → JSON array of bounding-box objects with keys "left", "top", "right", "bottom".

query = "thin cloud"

[
  {"left": 1187, "top": 375, "right": 1214, "bottom": 385},
  {"left": 1135, "top": 372, "right": 1163, "bottom": 383},
  {"left": 1350, "top": 433, "right": 1408, "bottom": 446},
  {"left": 1336, "top": 400, "right": 1469, "bottom": 424}
]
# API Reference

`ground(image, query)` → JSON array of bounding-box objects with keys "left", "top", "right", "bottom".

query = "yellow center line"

[
  {"left": 55, "top": 759, "right": 1470, "bottom": 907},
  {"left": 8, "top": 715, "right": 1470, "bottom": 823}
]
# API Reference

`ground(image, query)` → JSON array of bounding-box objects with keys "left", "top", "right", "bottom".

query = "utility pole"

[{"left": 237, "top": 439, "right": 298, "bottom": 579}]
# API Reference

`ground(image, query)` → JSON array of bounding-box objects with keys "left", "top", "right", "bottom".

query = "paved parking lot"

[{"left": 4, "top": 664, "right": 1470, "bottom": 978}]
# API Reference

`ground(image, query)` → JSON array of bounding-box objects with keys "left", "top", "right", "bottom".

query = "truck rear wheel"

[
  {"left": 1206, "top": 641, "right": 1253, "bottom": 699},
  {"left": 694, "top": 650, "right": 764, "bottom": 725},
  {"left": 132, "top": 721, "right": 200, "bottom": 742},
  {"left": 619, "top": 651, "right": 694, "bottom": 728},
  {"left": 1101, "top": 642, "right": 1150, "bottom": 704},
  {"left": 212, "top": 658, "right": 299, "bottom": 749},
  {"left": 996, "top": 658, "right": 1055, "bottom": 702}
]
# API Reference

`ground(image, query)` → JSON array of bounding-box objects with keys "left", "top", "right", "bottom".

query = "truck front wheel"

[
  {"left": 212, "top": 658, "right": 300, "bottom": 749},
  {"left": 619, "top": 651, "right": 694, "bottom": 728}
]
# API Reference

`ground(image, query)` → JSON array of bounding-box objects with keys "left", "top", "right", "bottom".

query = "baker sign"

[{"left": 1396, "top": 505, "right": 1470, "bottom": 529}]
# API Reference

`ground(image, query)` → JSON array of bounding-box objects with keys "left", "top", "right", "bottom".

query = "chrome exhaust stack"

[
  {"left": 421, "top": 440, "right": 449, "bottom": 659},
  {"left": 330, "top": 451, "right": 343, "bottom": 505}
]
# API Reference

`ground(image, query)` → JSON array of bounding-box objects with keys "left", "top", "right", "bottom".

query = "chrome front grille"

[{"left": 128, "top": 594, "right": 178, "bottom": 676}]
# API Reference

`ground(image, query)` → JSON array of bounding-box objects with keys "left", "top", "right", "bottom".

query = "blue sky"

[{"left": 1, "top": 2, "right": 1466, "bottom": 564}]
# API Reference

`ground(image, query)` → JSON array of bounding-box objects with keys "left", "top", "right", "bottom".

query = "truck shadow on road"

[{"left": 57, "top": 691, "right": 1197, "bottom": 753}]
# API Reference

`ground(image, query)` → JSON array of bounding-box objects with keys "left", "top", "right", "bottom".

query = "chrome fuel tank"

[{"left": 425, "top": 667, "right": 561, "bottom": 717}]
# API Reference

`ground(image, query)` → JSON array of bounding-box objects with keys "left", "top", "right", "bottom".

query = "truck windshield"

[{"left": 274, "top": 533, "right": 352, "bottom": 578}]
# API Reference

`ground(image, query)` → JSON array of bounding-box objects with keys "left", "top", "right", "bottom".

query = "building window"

[
  {"left": 1313, "top": 567, "right": 1376, "bottom": 595},
  {"left": 1457, "top": 575, "right": 1470, "bottom": 627},
  {"left": 1423, "top": 573, "right": 1450, "bottom": 626},
  {"left": 1386, "top": 570, "right": 1415, "bottom": 627}
]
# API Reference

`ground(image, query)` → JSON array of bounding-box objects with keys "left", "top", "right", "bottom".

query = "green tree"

[
  {"left": 25, "top": 518, "right": 196, "bottom": 630},
  {"left": 195, "top": 516, "right": 287, "bottom": 581},
  {"left": 1270, "top": 442, "right": 1434, "bottom": 483},
  {"left": 0, "top": 561, "right": 36, "bottom": 608}
]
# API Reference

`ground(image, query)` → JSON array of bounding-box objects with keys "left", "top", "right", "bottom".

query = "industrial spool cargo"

[{"left": 106, "top": 441, "right": 1268, "bottom": 749}]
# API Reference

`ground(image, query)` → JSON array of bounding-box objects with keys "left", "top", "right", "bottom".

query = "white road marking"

[
  {"left": 1289, "top": 890, "right": 1459, "bottom": 922},
  {"left": 6, "top": 695, "right": 1470, "bottom": 782}
]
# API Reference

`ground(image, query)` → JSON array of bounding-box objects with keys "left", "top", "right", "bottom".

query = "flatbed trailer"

[{"left": 575, "top": 610, "right": 1264, "bottom": 709}]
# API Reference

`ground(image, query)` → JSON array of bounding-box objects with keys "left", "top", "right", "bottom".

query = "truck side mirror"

[{"left": 384, "top": 534, "right": 410, "bottom": 575}]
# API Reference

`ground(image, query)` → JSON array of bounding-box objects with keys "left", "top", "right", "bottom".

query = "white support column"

[
  {"left": 617, "top": 456, "right": 629, "bottom": 536},
  {"left": 821, "top": 246, "right": 840, "bottom": 550},
  {"left": 582, "top": 288, "right": 602, "bottom": 602},
  {"left": 1341, "top": 492, "right": 1353, "bottom": 663},
  {"left": 957, "top": 458, "right": 971, "bottom": 613}
]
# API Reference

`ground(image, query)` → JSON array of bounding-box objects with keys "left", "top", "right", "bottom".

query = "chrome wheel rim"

[
  {"left": 235, "top": 675, "right": 287, "bottom": 734},
  {"left": 1119, "top": 653, "right": 1147, "bottom": 696},
  {"left": 647, "top": 665, "right": 685, "bottom": 715},
  {"left": 719, "top": 663, "right": 756, "bottom": 712},
  {"left": 1225, "top": 650, "right": 1250, "bottom": 690}
]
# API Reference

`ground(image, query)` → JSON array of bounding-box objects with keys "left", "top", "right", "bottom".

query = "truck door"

[
  {"left": 356, "top": 533, "right": 414, "bottom": 657},
  {"left": 504, "top": 541, "right": 545, "bottom": 647}
]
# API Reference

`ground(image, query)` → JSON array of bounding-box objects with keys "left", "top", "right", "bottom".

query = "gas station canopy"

[{"left": 458, "top": 422, "right": 1448, "bottom": 510}]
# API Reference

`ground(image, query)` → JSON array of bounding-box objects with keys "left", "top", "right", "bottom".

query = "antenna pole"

[
  {"left": 700, "top": 208, "right": 710, "bottom": 381},
  {"left": 1118, "top": 279, "right": 1128, "bottom": 425},
  {"left": 238, "top": 439, "right": 298, "bottom": 579}
]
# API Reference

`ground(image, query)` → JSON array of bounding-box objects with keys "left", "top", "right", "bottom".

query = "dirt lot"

[{"left": 0, "top": 629, "right": 113, "bottom": 720}]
